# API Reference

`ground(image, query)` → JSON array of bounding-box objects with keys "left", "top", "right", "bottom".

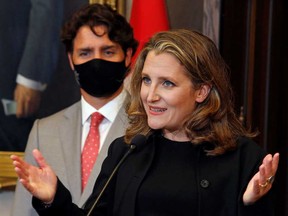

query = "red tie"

[{"left": 81, "top": 112, "right": 104, "bottom": 191}]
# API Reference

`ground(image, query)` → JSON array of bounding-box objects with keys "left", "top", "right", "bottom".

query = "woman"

[{"left": 12, "top": 29, "right": 279, "bottom": 216}]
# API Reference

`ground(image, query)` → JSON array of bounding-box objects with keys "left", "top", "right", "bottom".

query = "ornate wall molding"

[{"left": 89, "top": 0, "right": 126, "bottom": 15}]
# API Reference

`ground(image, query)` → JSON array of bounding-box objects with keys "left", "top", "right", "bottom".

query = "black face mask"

[{"left": 74, "top": 59, "right": 128, "bottom": 97}]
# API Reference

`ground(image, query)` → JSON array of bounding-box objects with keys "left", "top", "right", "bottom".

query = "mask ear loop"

[{"left": 73, "top": 69, "right": 80, "bottom": 85}]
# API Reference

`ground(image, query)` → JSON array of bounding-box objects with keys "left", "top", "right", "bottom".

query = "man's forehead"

[
  {"left": 72, "top": 26, "right": 118, "bottom": 50},
  {"left": 92, "top": 25, "right": 108, "bottom": 36}
]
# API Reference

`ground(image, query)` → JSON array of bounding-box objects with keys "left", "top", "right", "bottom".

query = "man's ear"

[
  {"left": 67, "top": 52, "right": 75, "bottom": 70},
  {"left": 125, "top": 48, "right": 133, "bottom": 67},
  {"left": 195, "top": 84, "right": 211, "bottom": 103}
]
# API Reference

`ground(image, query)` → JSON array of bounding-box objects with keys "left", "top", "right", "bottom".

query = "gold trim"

[{"left": 89, "top": 0, "right": 126, "bottom": 16}]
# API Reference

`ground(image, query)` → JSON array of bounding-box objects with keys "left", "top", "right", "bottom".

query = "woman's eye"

[
  {"left": 163, "top": 80, "right": 175, "bottom": 87},
  {"left": 142, "top": 77, "right": 151, "bottom": 84}
]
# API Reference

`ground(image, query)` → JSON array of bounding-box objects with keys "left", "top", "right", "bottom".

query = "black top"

[
  {"left": 32, "top": 133, "right": 274, "bottom": 216},
  {"left": 136, "top": 135, "right": 198, "bottom": 216}
]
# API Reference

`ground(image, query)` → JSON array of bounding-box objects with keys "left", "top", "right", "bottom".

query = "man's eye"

[
  {"left": 79, "top": 52, "right": 89, "bottom": 57},
  {"left": 163, "top": 80, "right": 175, "bottom": 87},
  {"left": 104, "top": 50, "right": 115, "bottom": 56}
]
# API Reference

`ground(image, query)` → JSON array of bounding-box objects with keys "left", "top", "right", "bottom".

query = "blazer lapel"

[
  {"left": 60, "top": 102, "right": 83, "bottom": 204},
  {"left": 113, "top": 134, "right": 157, "bottom": 216}
]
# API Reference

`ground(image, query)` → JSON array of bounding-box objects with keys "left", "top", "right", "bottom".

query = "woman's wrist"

[{"left": 41, "top": 200, "right": 53, "bottom": 209}]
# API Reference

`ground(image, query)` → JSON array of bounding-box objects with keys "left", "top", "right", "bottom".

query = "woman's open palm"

[{"left": 11, "top": 149, "right": 57, "bottom": 203}]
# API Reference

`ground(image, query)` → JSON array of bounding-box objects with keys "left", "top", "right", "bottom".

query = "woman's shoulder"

[
  {"left": 234, "top": 136, "right": 267, "bottom": 164},
  {"left": 236, "top": 136, "right": 265, "bottom": 153},
  {"left": 109, "top": 136, "right": 128, "bottom": 153}
]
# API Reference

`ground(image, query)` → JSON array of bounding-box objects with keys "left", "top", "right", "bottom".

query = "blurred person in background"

[{"left": 0, "top": 0, "right": 63, "bottom": 151}]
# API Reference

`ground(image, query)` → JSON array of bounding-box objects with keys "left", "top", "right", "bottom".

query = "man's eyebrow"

[
  {"left": 75, "top": 45, "right": 117, "bottom": 53},
  {"left": 102, "top": 45, "right": 117, "bottom": 50},
  {"left": 76, "top": 47, "right": 93, "bottom": 52}
]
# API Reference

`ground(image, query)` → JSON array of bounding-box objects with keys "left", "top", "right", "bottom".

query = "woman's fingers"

[{"left": 272, "top": 153, "right": 280, "bottom": 173}]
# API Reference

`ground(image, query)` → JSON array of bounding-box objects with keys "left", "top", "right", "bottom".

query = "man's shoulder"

[
  {"left": 36, "top": 101, "right": 81, "bottom": 125},
  {"left": 42, "top": 101, "right": 80, "bottom": 119}
]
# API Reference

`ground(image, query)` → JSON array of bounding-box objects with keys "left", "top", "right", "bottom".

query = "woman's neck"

[{"left": 162, "top": 129, "right": 190, "bottom": 142}]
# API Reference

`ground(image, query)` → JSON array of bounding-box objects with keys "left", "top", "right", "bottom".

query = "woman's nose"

[{"left": 147, "top": 87, "right": 160, "bottom": 102}]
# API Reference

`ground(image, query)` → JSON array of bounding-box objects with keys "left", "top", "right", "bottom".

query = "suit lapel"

[
  {"left": 79, "top": 103, "right": 129, "bottom": 207},
  {"left": 113, "top": 134, "right": 156, "bottom": 216},
  {"left": 60, "top": 102, "right": 83, "bottom": 204}
]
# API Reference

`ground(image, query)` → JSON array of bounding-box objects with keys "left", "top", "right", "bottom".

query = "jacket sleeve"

[
  {"left": 237, "top": 137, "right": 275, "bottom": 216},
  {"left": 32, "top": 179, "right": 87, "bottom": 216},
  {"left": 32, "top": 137, "right": 128, "bottom": 216},
  {"left": 11, "top": 120, "right": 41, "bottom": 216},
  {"left": 239, "top": 190, "right": 275, "bottom": 216},
  {"left": 17, "top": 0, "right": 63, "bottom": 84}
]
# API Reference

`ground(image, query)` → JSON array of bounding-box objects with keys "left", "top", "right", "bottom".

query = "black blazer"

[{"left": 33, "top": 132, "right": 275, "bottom": 216}]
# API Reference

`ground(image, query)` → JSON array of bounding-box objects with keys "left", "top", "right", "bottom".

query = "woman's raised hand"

[
  {"left": 243, "top": 153, "right": 280, "bottom": 205},
  {"left": 11, "top": 149, "right": 57, "bottom": 203}
]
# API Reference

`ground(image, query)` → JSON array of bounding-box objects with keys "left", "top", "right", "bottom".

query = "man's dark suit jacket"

[{"left": 0, "top": 0, "right": 63, "bottom": 151}]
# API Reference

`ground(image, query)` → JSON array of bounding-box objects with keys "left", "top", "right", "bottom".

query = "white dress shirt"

[{"left": 81, "top": 90, "right": 127, "bottom": 152}]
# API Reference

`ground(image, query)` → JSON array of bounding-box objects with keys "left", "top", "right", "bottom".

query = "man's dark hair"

[{"left": 61, "top": 3, "right": 138, "bottom": 55}]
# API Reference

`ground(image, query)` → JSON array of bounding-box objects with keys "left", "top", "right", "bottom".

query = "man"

[
  {"left": 12, "top": 3, "right": 138, "bottom": 215},
  {"left": 0, "top": 0, "right": 63, "bottom": 151}
]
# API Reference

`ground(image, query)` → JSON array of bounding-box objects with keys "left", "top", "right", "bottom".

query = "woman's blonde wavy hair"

[{"left": 125, "top": 29, "right": 256, "bottom": 155}]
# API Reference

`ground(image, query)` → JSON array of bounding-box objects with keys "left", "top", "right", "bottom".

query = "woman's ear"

[{"left": 195, "top": 84, "right": 211, "bottom": 103}]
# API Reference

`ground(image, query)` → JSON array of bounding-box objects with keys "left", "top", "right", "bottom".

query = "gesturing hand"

[
  {"left": 11, "top": 149, "right": 57, "bottom": 203},
  {"left": 243, "top": 153, "right": 280, "bottom": 205}
]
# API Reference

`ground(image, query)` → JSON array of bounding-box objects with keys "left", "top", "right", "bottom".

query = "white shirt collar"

[{"left": 81, "top": 90, "right": 127, "bottom": 125}]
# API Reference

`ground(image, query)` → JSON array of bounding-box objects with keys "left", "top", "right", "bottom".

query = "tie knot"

[{"left": 90, "top": 112, "right": 104, "bottom": 128}]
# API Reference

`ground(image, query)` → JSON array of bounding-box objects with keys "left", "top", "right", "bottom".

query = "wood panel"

[
  {"left": 219, "top": 0, "right": 248, "bottom": 118},
  {"left": 220, "top": 0, "right": 288, "bottom": 215}
]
